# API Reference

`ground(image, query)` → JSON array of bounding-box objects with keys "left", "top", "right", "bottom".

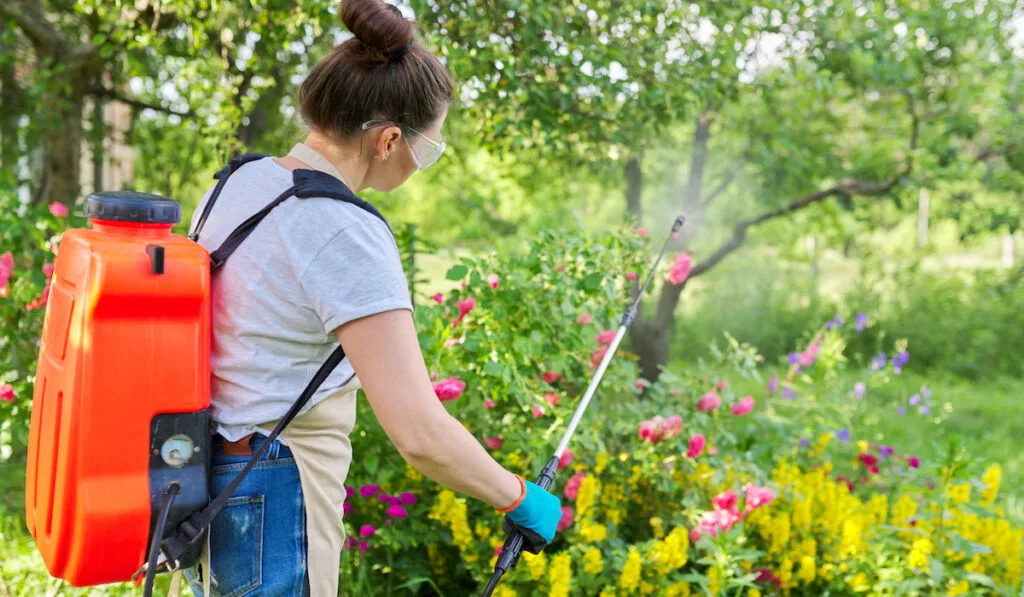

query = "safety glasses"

[{"left": 361, "top": 120, "right": 447, "bottom": 170}]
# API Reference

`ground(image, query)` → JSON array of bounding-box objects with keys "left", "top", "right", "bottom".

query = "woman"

[{"left": 183, "top": 1, "right": 561, "bottom": 595}]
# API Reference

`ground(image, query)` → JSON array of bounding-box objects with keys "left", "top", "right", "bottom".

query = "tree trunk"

[
  {"left": 0, "top": 35, "right": 24, "bottom": 184},
  {"left": 625, "top": 155, "right": 643, "bottom": 222},
  {"left": 35, "top": 91, "right": 86, "bottom": 206},
  {"left": 629, "top": 108, "right": 713, "bottom": 384}
]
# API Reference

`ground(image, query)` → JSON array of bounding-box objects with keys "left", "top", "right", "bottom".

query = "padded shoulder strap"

[
  {"left": 207, "top": 167, "right": 391, "bottom": 273},
  {"left": 190, "top": 153, "right": 269, "bottom": 242}
]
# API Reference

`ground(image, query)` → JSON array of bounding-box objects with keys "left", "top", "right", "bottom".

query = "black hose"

[
  {"left": 481, "top": 571, "right": 503, "bottom": 597},
  {"left": 143, "top": 482, "right": 181, "bottom": 597}
]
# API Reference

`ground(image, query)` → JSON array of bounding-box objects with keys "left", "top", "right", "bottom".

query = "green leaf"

[
  {"left": 446, "top": 265, "right": 468, "bottom": 280},
  {"left": 582, "top": 272, "right": 603, "bottom": 291}
]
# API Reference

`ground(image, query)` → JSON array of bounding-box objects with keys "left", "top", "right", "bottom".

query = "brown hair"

[{"left": 298, "top": 0, "right": 454, "bottom": 140}]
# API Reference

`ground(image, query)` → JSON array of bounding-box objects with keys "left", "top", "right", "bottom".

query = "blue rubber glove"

[{"left": 505, "top": 479, "right": 562, "bottom": 548}]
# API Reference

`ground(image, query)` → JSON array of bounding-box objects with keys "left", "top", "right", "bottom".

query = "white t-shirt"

[{"left": 188, "top": 155, "right": 413, "bottom": 441}]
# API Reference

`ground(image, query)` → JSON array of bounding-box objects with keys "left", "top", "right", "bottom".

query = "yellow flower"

[
  {"left": 639, "top": 581, "right": 657, "bottom": 596},
  {"left": 583, "top": 548, "right": 604, "bottom": 575},
  {"left": 580, "top": 521, "right": 608, "bottom": 542},
  {"left": 909, "top": 536, "right": 933, "bottom": 568},
  {"left": 779, "top": 558, "right": 794, "bottom": 590},
  {"left": 404, "top": 464, "right": 422, "bottom": 481},
  {"left": 947, "top": 579, "right": 970, "bottom": 596},
  {"left": 947, "top": 483, "right": 970, "bottom": 506},
  {"left": 607, "top": 509, "right": 623, "bottom": 525},
  {"left": 840, "top": 516, "right": 866, "bottom": 557},
  {"left": 981, "top": 464, "right": 1001, "bottom": 506},
  {"left": 748, "top": 590, "right": 761, "bottom": 597},
  {"left": 792, "top": 498, "right": 812, "bottom": 533},
  {"left": 650, "top": 527, "right": 689, "bottom": 574},
  {"left": 707, "top": 566, "right": 722, "bottom": 595},
  {"left": 524, "top": 551, "right": 547, "bottom": 581},
  {"left": 595, "top": 451, "right": 609, "bottom": 474},
  {"left": 475, "top": 522, "right": 490, "bottom": 540},
  {"left": 549, "top": 553, "right": 572, "bottom": 597},
  {"left": 649, "top": 517, "right": 665, "bottom": 539},
  {"left": 851, "top": 572, "right": 870, "bottom": 591},
  {"left": 665, "top": 583, "right": 691, "bottom": 597},
  {"left": 577, "top": 475, "right": 600, "bottom": 519},
  {"left": 798, "top": 556, "right": 816, "bottom": 584},
  {"left": 493, "top": 587, "right": 517, "bottom": 597},
  {"left": 770, "top": 512, "right": 791, "bottom": 554},
  {"left": 619, "top": 548, "right": 642, "bottom": 591},
  {"left": 857, "top": 440, "right": 869, "bottom": 454},
  {"left": 618, "top": 451, "right": 630, "bottom": 462},
  {"left": 600, "top": 589, "right": 617, "bottom": 597}
]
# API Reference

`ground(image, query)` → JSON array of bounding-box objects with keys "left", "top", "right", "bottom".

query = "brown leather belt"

[{"left": 219, "top": 433, "right": 255, "bottom": 456}]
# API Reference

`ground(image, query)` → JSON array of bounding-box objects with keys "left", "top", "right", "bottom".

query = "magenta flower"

[
  {"left": 49, "top": 202, "right": 68, "bottom": 217},
  {"left": 0, "top": 252, "right": 13, "bottom": 296},
  {"left": 575, "top": 313, "right": 592, "bottom": 325},
  {"left": 686, "top": 434, "right": 706, "bottom": 458},
  {"left": 731, "top": 396, "right": 755, "bottom": 416},
  {"left": 487, "top": 273, "right": 500, "bottom": 289},
  {"left": 558, "top": 507, "right": 575, "bottom": 532},
  {"left": 345, "top": 486, "right": 355, "bottom": 498},
  {"left": 386, "top": 504, "right": 408, "bottom": 518},
  {"left": 667, "top": 253, "right": 692, "bottom": 285},
  {"left": 343, "top": 502, "right": 354, "bottom": 514},
  {"left": 359, "top": 484, "right": 381, "bottom": 498},
  {"left": 909, "top": 456, "right": 920, "bottom": 469},
  {"left": 432, "top": 376, "right": 466, "bottom": 402},
  {"left": 484, "top": 399, "right": 495, "bottom": 409},
  {"left": 433, "top": 292, "right": 444, "bottom": 304},
  {"left": 595, "top": 330, "right": 616, "bottom": 345},
  {"left": 532, "top": 405, "right": 544, "bottom": 418},
  {"left": 453, "top": 297, "right": 476, "bottom": 326},
  {"left": 712, "top": 490, "right": 738, "bottom": 513},
  {"left": 358, "top": 541, "right": 369, "bottom": 552},
  {"left": 484, "top": 436, "right": 503, "bottom": 450},
  {"left": 399, "top": 492, "right": 417, "bottom": 505},
  {"left": 564, "top": 470, "right": 585, "bottom": 500},
  {"left": 697, "top": 391, "right": 721, "bottom": 412},
  {"left": 558, "top": 449, "right": 573, "bottom": 470},
  {"left": 627, "top": 271, "right": 637, "bottom": 281},
  {"left": 359, "top": 525, "right": 376, "bottom": 537}
]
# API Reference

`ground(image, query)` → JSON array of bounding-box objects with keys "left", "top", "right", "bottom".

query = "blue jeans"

[{"left": 185, "top": 435, "right": 310, "bottom": 597}]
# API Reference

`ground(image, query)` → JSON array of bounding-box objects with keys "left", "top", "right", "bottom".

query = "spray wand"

[{"left": 482, "top": 216, "right": 685, "bottom": 597}]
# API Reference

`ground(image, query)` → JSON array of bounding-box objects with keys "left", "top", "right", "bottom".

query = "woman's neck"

[{"left": 302, "top": 131, "right": 369, "bottom": 192}]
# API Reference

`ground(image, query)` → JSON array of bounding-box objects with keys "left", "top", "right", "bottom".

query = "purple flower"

[
  {"left": 386, "top": 504, "right": 408, "bottom": 519},
  {"left": 343, "top": 502, "right": 354, "bottom": 514},
  {"left": 781, "top": 386, "right": 798, "bottom": 400},
  {"left": 891, "top": 351, "right": 910, "bottom": 374},
  {"left": 826, "top": 315, "right": 843, "bottom": 329},
  {"left": 799, "top": 438, "right": 810, "bottom": 448},
  {"left": 359, "top": 484, "right": 381, "bottom": 498},
  {"left": 399, "top": 492, "right": 418, "bottom": 505},
  {"left": 359, "top": 541, "right": 369, "bottom": 552},
  {"left": 880, "top": 445, "right": 894, "bottom": 460},
  {"left": 855, "top": 312, "right": 868, "bottom": 332},
  {"left": 787, "top": 352, "right": 800, "bottom": 366},
  {"left": 871, "top": 352, "right": 887, "bottom": 371},
  {"left": 919, "top": 406, "right": 930, "bottom": 415},
  {"left": 836, "top": 428, "right": 850, "bottom": 443},
  {"left": 378, "top": 492, "right": 391, "bottom": 503},
  {"left": 767, "top": 375, "right": 779, "bottom": 395},
  {"left": 921, "top": 385, "right": 931, "bottom": 398},
  {"left": 909, "top": 394, "right": 921, "bottom": 405},
  {"left": 360, "top": 525, "right": 376, "bottom": 537},
  {"left": 345, "top": 486, "right": 355, "bottom": 498},
  {"left": 346, "top": 537, "right": 358, "bottom": 549},
  {"left": 853, "top": 382, "right": 866, "bottom": 399},
  {"left": 897, "top": 407, "right": 907, "bottom": 415}
]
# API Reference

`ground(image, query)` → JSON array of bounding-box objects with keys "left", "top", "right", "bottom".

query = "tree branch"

[
  {"left": 88, "top": 86, "right": 193, "bottom": 117},
  {"left": 0, "top": 0, "right": 65, "bottom": 54}
]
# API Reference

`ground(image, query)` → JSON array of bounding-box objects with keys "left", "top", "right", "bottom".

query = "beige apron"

[{"left": 259, "top": 380, "right": 358, "bottom": 597}]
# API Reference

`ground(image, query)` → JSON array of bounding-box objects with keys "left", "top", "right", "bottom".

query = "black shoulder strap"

[
  {"left": 160, "top": 344, "right": 347, "bottom": 567},
  {"left": 159, "top": 159, "right": 392, "bottom": 569},
  {"left": 189, "top": 153, "right": 269, "bottom": 242}
]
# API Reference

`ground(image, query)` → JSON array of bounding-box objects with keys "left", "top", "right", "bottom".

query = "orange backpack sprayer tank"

[
  {"left": 25, "top": 154, "right": 391, "bottom": 593},
  {"left": 25, "top": 191, "right": 212, "bottom": 586}
]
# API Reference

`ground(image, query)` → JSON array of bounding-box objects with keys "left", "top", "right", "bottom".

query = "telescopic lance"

[{"left": 481, "top": 215, "right": 686, "bottom": 597}]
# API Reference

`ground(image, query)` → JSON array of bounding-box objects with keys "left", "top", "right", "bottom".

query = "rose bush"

[{"left": 339, "top": 229, "right": 1023, "bottom": 596}]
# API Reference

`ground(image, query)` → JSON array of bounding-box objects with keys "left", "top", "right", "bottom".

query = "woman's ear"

[{"left": 375, "top": 125, "right": 403, "bottom": 161}]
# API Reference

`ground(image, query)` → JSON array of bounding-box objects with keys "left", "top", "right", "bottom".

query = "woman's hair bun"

[{"left": 339, "top": 0, "right": 414, "bottom": 56}]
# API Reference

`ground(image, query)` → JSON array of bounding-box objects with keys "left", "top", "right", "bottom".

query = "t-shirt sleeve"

[{"left": 299, "top": 217, "right": 413, "bottom": 335}]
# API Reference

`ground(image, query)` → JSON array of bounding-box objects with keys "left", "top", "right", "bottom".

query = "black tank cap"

[{"left": 84, "top": 191, "right": 181, "bottom": 224}]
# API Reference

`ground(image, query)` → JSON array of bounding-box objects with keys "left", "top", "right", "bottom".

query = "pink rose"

[
  {"left": 544, "top": 393, "right": 560, "bottom": 407},
  {"left": 484, "top": 399, "right": 495, "bottom": 409},
  {"left": 484, "top": 436, "right": 503, "bottom": 450},
  {"left": 743, "top": 483, "right": 775, "bottom": 511},
  {"left": 731, "top": 396, "right": 755, "bottom": 416},
  {"left": 564, "top": 470, "right": 585, "bottom": 500},
  {"left": 697, "top": 391, "right": 721, "bottom": 412},
  {"left": 595, "top": 330, "right": 616, "bottom": 345},
  {"left": 432, "top": 376, "right": 466, "bottom": 402},
  {"left": 433, "top": 292, "right": 444, "bottom": 304},
  {"left": 542, "top": 371, "right": 562, "bottom": 384},
  {"left": 49, "top": 202, "right": 68, "bottom": 217},
  {"left": 627, "top": 271, "right": 637, "bottom": 281},
  {"left": 637, "top": 228, "right": 648, "bottom": 237},
  {"left": 0, "top": 384, "right": 13, "bottom": 403},
  {"left": 712, "top": 490, "right": 738, "bottom": 513},
  {"left": 575, "top": 313, "right": 592, "bottom": 325},
  {"left": 558, "top": 449, "right": 573, "bottom": 470},
  {"left": 686, "top": 434, "right": 706, "bottom": 459},
  {"left": 532, "top": 405, "right": 544, "bottom": 418},
  {"left": 557, "top": 507, "right": 574, "bottom": 531},
  {"left": 487, "top": 273, "right": 500, "bottom": 290},
  {"left": 667, "top": 253, "right": 692, "bottom": 285}
]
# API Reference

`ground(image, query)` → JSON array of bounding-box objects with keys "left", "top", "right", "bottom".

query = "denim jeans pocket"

[{"left": 209, "top": 495, "right": 264, "bottom": 597}]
